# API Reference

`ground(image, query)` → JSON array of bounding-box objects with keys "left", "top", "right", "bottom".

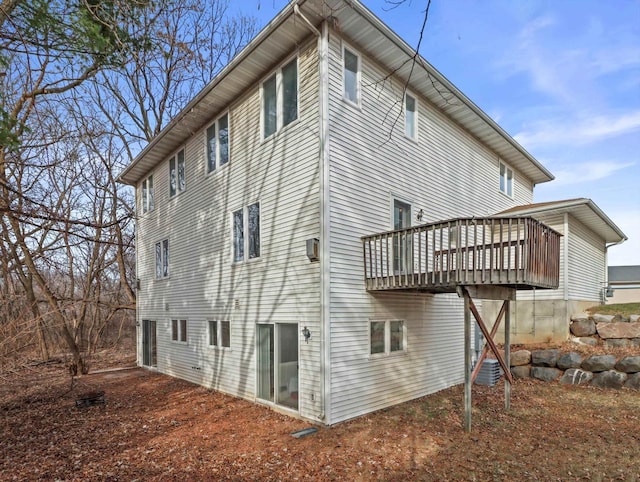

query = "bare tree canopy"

[{"left": 0, "top": 0, "right": 257, "bottom": 373}]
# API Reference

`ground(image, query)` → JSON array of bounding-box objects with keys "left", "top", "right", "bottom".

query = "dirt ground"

[{"left": 1, "top": 350, "right": 639, "bottom": 481}]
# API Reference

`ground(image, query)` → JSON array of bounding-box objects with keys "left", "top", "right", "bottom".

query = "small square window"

[
  {"left": 209, "top": 320, "right": 230, "bottom": 348},
  {"left": 370, "top": 320, "right": 406, "bottom": 356},
  {"left": 172, "top": 319, "right": 187, "bottom": 342}
]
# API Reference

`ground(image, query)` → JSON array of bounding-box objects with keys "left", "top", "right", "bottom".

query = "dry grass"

[{"left": 587, "top": 302, "right": 640, "bottom": 317}]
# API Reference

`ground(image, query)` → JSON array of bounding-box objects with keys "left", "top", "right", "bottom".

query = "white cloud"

[
  {"left": 514, "top": 111, "right": 640, "bottom": 147},
  {"left": 544, "top": 161, "right": 635, "bottom": 187}
]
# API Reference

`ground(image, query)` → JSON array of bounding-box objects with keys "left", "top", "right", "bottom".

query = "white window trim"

[
  {"left": 499, "top": 160, "right": 514, "bottom": 198},
  {"left": 141, "top": 174, "right": 154, "bottom": 214},
  {"left": 342, "top": 43, "right": 362, "bottom": 108},
  {"left": 206, "top": 112, "right": 230, "bottom": 174},
  {"left": 404, "top": 91, "right": 418, "bottom": 142},
  {"left": 155, "top": 238, "right": 169, "bottom": 279},
  {"left": 171, "top": 319, "right": 188, "bottom": 344},
  {"left": 208, "top": 320, "right": 231, "bottom": 350},
  {"left": 260, "top": 56, "right": 299, "bottom": 140},
  {"left": 369, "top": 319, "right": 407, "bottom": 358},
  {"left": 231, "top": 202, "right": 261, "bottom": 264},
  {"left": 168, "top": 147, "right": 186, "bottom": 198}
]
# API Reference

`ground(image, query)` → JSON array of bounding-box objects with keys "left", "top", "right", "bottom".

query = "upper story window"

[
  {"left": 262, "top": 58, "right": 298, "bottom": 138},
  {"left": 169, "top": 148, "right": 186, "bottom": 197},
  {"left": 141, "top": 175, "right": 154, "bottom": 213},
  {"left": 155, "top": 239, "right": 169, "bottom": 279},
  {"left": 405, "top": 93, "right": 417, "bottom": 140},
  {"left": 207, "top": 113, "right": 229, "bottom": 173},
  {"left": 233, "top": 202, "right": 260, "bottom": 263},
  {"left": 499, "top": 160, "right": 514, "bottom": 197},
  {"left": 343, "top": 46, "right": 360, "bottom": 105}
]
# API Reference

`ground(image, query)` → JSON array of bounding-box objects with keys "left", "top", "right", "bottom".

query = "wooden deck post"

[
  {"left": 505, "top": 299, "right": 511, "bottom": 410},
  {"left": 462, "top": 288, "right": 472, "bottom": 432}
]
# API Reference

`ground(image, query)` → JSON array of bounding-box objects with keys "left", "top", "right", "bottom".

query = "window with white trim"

[
  {"left": 169, "top": 148, "right": 186, "bottom": 197},
  {"left": 155, "top": 239, "right": 169, "bottom": 279},
  {"left": 370, "top": 320, "right": 405, "bottom": 356},
  {"left": 499, "top": 160, "right": 514, "bottom": 197},
  {"left": 405, "top": 93, "right": 417, "bottom": 140},
  {"left": 208, "top": 320, "right": 230, "bottom": 348},
  {"left": 233, "top": 202, "right": 260, "bottom": 262},
  {"left": 171, "top": 319, "right": 187, "bottom": 342},
  {"left": 343, "top": 46, "right": 360, "bottom": 104},
  {"left": 206, "top": 113, "right": 229, "bottom": 173},
  {"left": 141, "top": 175, "right": 154, "bottom": 213},
  {"left": 262, "top": 58, "right": 298, "bottom": 138}
]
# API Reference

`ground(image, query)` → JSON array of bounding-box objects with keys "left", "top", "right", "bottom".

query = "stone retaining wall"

[
  {"left": 569, "top": 313, "right": 640, "bottom": 348},
  {"left": 510, "top": 348, "right": 640, "bottom": 390}
]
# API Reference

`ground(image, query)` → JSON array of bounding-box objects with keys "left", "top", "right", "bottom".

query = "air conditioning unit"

[{"left": 474, "top": 359, "right": 503, "bottom": 386}]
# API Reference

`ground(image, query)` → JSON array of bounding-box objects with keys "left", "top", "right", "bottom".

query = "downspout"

[
  {"left": 604, "top": 238, "right": 626, "bottom": 303},
  {"left": 563, "top": 213, "right": 569, "bottom": 302},
  {"left": 294, "top": 3, "right": 329, "bottom": 423}
]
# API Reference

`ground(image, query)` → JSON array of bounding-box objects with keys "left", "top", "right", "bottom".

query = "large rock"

[
  {"left": 511, "top": 365, "right": 531, "bottom": 378},
  {"left": 591, "top": 370, "right": 627, "bottom": 389},
  {"left": 510, "top": 350, "right": 531, "bottom": 367},
  {"left": 570, "top": 319, "right": 596, "bottom": 337},
  {"left": 615, "top": 356, "right": 640, "bottom": 373},
  {"left": 571, "top": 337, "right": 598, "bottom": 347},
  {"left": 592, "top": 314, "right": 616, "bottom": 323},
  {"left": 596, "top": 322, "right": 640, "bottom": 339},
  {"left": 571, "top": 313, "right": 590, "bottom": 323},
  {"left": 581, "top": 355, "right": 617, "bottom": 372},
  {"left": 531, "top": 349, "right": 560, "bottom": 367},
  {"left": 531, "top": 366, "right": 562, "bottom": 382},
  {"left": 560, "top": 368, "right": 593, "bottom": 386},
  {"left": 630, "top": 314, "right": 640, "bottom": 323},
  {"left": 632, "top": 339, "right": 640, "bottom": 348},
  {"left": 604, "top": 339, "right": 630, "bottom": 348},
  {"left": 557, "top": 352, "right": 583, "bottom": 370},
  {"left": 625, "top": 373, "right": 640, "bottom": 390}
]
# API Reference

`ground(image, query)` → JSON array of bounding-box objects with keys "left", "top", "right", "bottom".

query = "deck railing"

[{"left": 362, "top": 217, "right": 561, "bottom": 292}]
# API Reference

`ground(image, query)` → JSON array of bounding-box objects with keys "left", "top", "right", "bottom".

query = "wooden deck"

[{"left": 362, "top": 217, "right": 561, "bottom": 293}]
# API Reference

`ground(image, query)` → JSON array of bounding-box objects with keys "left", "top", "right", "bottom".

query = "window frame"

[
  {"left": 171, "top": 319, "right": 187, "bottom": 343},
  {"left": 169, "top": 147, "right": 186, "bottom": 198},
  {"left": 369, "top": 319, "right": 406, "bottom": 357},
  {"left": 261, "top": 56, "right": 299, "bottom": 140},
  {"left": 342, "top": 44, "right": 361, "bottom": 106},
  {"left": 404, "top": 92, "right": 418, "bottom": 141},
  {"left": 206, "top": 112, "right": 230, "bottom": 174},
  {"left": 155, "top": 238, "right": 169, "bottom": 279},
  {"left": 232, "top": 202, "right": 261, "bottom": 264},
  {"left": 141, "top": 174, "right": 154, "bottom": 214},
  {"left": 208, "top": 320, "right": 231, "bottom": 349},
  {"left": 499, "top": 160, "right": 514, "bottom": 198}
]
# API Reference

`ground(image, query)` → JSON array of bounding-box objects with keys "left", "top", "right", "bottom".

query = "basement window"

[{"left": 370, "top": 319, "right": 406, "bottom": 356}]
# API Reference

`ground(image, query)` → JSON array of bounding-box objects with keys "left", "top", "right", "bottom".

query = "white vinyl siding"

[
  {"left": 134, "top": 41, "right": 321, "bottom": 421},
  {"left": 325, "top": 33, "right": 530, "bottom": 424},
  {"left": 567, "top": 217, "right": 606, "bottom": 301}
]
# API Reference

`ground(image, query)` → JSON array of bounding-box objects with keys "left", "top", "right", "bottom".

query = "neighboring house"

[
  {"left": 484, "top": 199, "right": 627, "bottom": 343},
  {"left": 608, "top": 266, "right": 640, "bottom": 304},
  {"left": 118, "top": 0, "right": 566, "bottom": 425}
]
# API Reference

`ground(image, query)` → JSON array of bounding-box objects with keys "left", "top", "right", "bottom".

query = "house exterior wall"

[
  {"left": 324, "top": 31, "right": 534, "bottom": 424},
  {"left": 135, "top": 40, "right": 324, "bottom": 421}
]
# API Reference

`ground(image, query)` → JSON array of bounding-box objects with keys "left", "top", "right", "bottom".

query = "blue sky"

[{"left": 246, "top": 0, "right": 640, "bottom": 265}]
